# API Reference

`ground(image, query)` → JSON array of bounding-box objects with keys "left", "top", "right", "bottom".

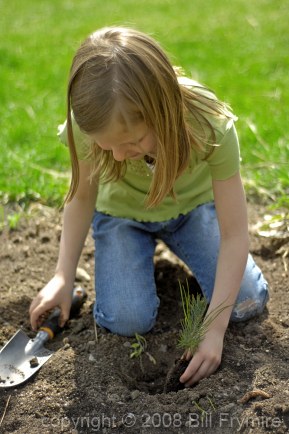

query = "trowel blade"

[{"left": 0, "top": 329, "right": 53, "bottom": 388}]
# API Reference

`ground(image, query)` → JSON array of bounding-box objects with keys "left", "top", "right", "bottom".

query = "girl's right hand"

[{"left": 29, "top": 275, "right": 74, "bottom": 331}]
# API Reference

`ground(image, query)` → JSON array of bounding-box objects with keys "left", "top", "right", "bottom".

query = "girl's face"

[{"left": 89, "top": 120, "right": 157, "bottom": 162}]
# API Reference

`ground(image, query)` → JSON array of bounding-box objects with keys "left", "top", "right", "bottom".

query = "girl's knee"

[
  {"left": 94, "top": 302, "right": 158, "bottom": 337},
  {"left": 230, "top": 283, "right": 269, "bottom": 322},
  {"left": 110, "top": 316, "right": 156, "bottom": 337},
  {"left": 230, "top": 259, "right": 269, "bottom": 322}
]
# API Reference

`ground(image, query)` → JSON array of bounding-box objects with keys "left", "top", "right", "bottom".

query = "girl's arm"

[
  {"left": 180, "top": 171, "right": 249, "bottom": 386},
  {"left": 29, "top": 160, "right": 98, "bottom": 330}
]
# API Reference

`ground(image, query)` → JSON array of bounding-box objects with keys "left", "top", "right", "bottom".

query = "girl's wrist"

[
  {"left": 205, "top": 324, "right": 227, "bottom": 342},
  {"left": 54, "top": 271, "right": 75, "bottom": 288},
  {"left": 205, "top": 295, "right": 235, "bottom": 335},
  {"left": 205, "top": 307, "right": 231, "bottom": 335}
]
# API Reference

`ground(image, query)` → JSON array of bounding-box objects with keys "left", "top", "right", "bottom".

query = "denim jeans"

[{"left": 91, "top": 202, "right": 269, "bottom": 336}]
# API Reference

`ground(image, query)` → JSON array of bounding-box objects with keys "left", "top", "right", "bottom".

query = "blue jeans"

[{"left": 92, "top": 202, "right": 269, "bottom": 337}]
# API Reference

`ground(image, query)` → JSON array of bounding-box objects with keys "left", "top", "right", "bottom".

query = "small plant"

[
  {"left": 7, "top": 212, "right": 22, "bottom": 230},
  {"left": 0, "top": 207, "right": 22, "bottom": 232},
  {"left": 192, "top": 400, "right": 209, "bottom": 422},
  {"left": 254, "top": 212, "right": 289, "bottom": 239},
  {"left": 177, "top": 281, "right": 230, "bottom": 355},
  {"left": 130, "top": 333, "right": 156, "bottom": 366},
  {"left": 130, "top": 333, "right": 147, "bottom": 359},
  {"left": 192, "top": 396, "right": 216, "bottom": 422}
]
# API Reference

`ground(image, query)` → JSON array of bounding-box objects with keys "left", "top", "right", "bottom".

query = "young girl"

[{"left": 29, "top": 27, "right": 269, "bottom": 387}]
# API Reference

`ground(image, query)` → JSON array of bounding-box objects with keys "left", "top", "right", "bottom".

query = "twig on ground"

[
  {"left": 277, "top": 246, "right": 289, "bottom": 275},
  {"left": 238, "top": 389, "right": 271, "bottom": 404},
  {"left": 94, "top": 322, "right": 98, "bottom": 343},
  {"left": 0, "top": 395, "right": 11, "bottom": 429}
]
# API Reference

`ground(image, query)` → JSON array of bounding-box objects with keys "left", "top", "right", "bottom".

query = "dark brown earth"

[{"left": 0, "top": 202, "right": 288, "bottom": 434}]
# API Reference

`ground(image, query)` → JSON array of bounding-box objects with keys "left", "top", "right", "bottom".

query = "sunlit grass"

[{"left": 1, "top": 0, "right": 288, "bottom": 207}]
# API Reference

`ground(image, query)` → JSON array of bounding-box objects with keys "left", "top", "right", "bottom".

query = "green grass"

[{"left": 1, "top": 0, "right": 288, "bottom": 207}]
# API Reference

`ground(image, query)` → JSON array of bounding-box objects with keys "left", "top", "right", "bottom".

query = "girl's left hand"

[{"left": 179, "top": 329, "right": 225, "bottom": 387}]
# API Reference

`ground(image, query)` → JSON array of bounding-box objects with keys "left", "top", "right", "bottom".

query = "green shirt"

[{"left": 58, "top": 78, "right": 240, "bottom": 222}]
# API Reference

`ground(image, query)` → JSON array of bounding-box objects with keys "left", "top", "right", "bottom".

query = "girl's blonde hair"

[{"left": 66, "top": 26, "right": 233, "bottom": 207}]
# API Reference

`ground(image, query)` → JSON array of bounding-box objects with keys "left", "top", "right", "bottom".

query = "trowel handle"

[{"left": 39, "top": 286, "right": 87, "bottom": 339}]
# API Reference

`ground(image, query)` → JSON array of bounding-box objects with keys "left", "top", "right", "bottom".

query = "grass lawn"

[{"left": 1, "top": 0, "right": 288, "bottom": 208}]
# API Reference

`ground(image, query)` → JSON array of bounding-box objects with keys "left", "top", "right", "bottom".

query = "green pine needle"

[{"left": 177, "top": 281, "right": 231, "bottom": 355}]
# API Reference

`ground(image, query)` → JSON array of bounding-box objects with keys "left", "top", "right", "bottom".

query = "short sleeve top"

[{"left": 58, "top": 78, "right": 240, "bottom": 222}]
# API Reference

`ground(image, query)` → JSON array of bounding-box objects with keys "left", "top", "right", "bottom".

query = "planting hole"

[{"left": 120, "top": 363, "right": 169, "bottom": 395}]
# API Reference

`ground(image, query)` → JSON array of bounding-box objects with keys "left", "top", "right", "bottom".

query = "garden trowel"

[{"left": 0, "top": 286, "right": 87, "bottom": 388}]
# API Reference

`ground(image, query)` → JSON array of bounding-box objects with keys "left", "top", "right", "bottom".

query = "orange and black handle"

[{"left": 39, "top": 286, "right": 87, "bottom": 339}]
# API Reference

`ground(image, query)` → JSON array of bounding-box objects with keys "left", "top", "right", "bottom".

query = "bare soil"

[{"left": 0, "top": 202, "right": 288, "bottom": 434}]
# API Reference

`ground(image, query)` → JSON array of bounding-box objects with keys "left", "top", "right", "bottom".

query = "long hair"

[{"left": 65, "top": 26, "right": 233, "bottom": 207}]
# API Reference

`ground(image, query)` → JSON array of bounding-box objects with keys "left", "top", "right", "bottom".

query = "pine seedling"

[{"left": 177, "top": 281, "right": 231, "bottom": 355}]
